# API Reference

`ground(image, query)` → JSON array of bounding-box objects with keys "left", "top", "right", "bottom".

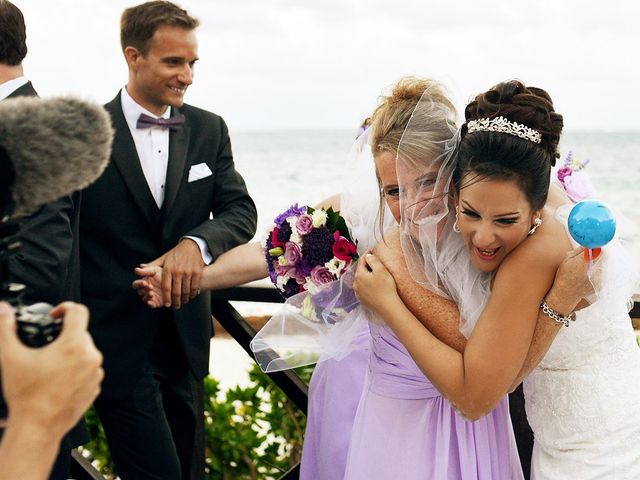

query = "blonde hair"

[
  {"left": 370, "top": 76, "right": 456, "bottom": 160},
  {"left": 369, "top": 76, "right": 457, "bottom": 228}
]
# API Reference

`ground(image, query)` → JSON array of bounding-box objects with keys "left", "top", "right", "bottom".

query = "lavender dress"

[
  {"left": 344, "top": 322, "right": 524, "bottom": 480},
  {"left": 299, "top": 326, "right": 370, "bottom": 479},
  {"left": 299, "top": 135, "right": 397, "bottom": 479}
]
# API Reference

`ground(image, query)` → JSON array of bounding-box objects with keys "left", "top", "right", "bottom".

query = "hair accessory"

[
  {"left": 453, "top": 206, "right": 461, "bottom": 233},
  {"left": 556, "top": 151, "right": 596, "bottom": 203},
  {"left": 528, "top": 217, "right": 542, "bottom": 235},
  {"left": 540, "top": 299, "right": 575, "bottom": 327},
  {"left": 467, "top": 116, "right": 542, "bottom": 144}
]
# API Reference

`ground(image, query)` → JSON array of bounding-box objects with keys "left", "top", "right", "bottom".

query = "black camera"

[
  {"left": 15, "top": 302, "right": 61, "bottom": 348},
  {"left": 0, "top": 221, "right": 62, "bottom": 348}
]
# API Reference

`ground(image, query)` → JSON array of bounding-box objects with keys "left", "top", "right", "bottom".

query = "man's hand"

[
  {"left": 147, "top": 239, "right": 205, "bottom": 309},
  {"left": 0, "top": 302, "right": 104, "bottom": 441}
]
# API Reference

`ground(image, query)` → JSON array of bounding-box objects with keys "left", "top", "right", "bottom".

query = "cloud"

[{"left": 15, "top": 0, "right": 639, "bottom": 131}]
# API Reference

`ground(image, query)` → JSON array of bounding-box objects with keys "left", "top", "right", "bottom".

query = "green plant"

[
  {"left": 204, "top": 364, "right": 312, "bottom": 479},
  {"left": 81, "top": 406, "right": 117, "bottom": 478},
  {"left": 81, "top": 364, "right": 313, "bottom": 479}
]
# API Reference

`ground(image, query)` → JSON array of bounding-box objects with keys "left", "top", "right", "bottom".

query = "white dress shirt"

[
  {"left": 120, "top": 88, "right": 212, "bottom": 264},
  {"left": 0, "top": 76, "right": 29, "bottom": 100}
]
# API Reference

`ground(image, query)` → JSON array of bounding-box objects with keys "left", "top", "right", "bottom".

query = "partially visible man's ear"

[{"left": 123, "top": 46, "right": 141, "bottom": 69}]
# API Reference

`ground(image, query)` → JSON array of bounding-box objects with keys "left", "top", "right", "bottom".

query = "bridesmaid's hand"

[
  {"left": 133, "top": 265, "right": 166, "bottom": 308},
  {"left": 546, "top": 246, "right": 602, "bottom": 314},
  {"left": 354, "top": 252, "right": 400, "bottom": 315}
]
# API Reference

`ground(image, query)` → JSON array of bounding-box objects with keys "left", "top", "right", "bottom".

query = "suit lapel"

[
  {"left": 162, "top": 108, "right": 190, "bottom": 217},
  {"left": 105, "top": 95, "right": 160, "bottom": 226},
  {"left": 7, "top": 81, "right": 38, "bottom": 98}
]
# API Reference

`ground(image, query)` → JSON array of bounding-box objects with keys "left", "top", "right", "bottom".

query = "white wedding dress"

[{"left": 524, "top": 215, "right": 640, "bottom": 479}]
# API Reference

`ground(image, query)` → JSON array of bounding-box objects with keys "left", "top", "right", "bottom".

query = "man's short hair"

[
  {"left": 120, "top": 1, "right": 199, "bottom": 56},
  {"left": 0, "top": 0, "right": 28, "bottom": 66}
]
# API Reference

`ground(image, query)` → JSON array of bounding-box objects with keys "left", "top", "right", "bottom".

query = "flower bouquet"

[
  {"left": 251, "top": 204, "right": 365, "bottom": 372},
  {"left": 264, "top": 203, "right": 358, "bottom": 299}
]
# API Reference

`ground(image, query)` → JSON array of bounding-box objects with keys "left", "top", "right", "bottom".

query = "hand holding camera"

[{"left": 0, "top": 302, "right": 104, "bottom": 440}]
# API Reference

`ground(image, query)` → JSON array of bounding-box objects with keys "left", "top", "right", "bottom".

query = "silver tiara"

[{"left": 466, "top": 116, "right": 542, "bottom": 144}]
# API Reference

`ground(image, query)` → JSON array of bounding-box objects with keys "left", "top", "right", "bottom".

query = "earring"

[
  {"left": 528, "top": 217, "right": 542, "bottom": 235},
  {"left": 453, "top": 207, "right": 461, "bottom": 233}
]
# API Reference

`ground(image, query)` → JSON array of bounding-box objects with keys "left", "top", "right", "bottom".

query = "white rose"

[
  {"left": 276, "top": 274, "right": 290, "bottom": 290},
  {"left": 312, "top": 209, "right": 328, "bottom": 228},
  {"left": 286, "top": 216, "right": 298, "bottom": 230},
  {"left": 326, "top": 257, "right": 346, "bottom": 276},
  {"left": 289, "top": 232, "right": 302, "bottom": 245}
]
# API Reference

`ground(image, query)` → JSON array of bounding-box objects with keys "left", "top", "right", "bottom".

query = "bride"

[{"left": 354, "top": 79, "right": 640, "bottom": 478}]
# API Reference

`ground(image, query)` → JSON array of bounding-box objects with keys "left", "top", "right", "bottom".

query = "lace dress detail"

[{"left": 524, "top": 216, "right": 640, "bottom": 479}]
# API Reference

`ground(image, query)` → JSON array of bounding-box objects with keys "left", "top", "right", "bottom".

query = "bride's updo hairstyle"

[
  {"left": 455, "top": 80, "right": 564, "bottom": 211},
  {"left": 369, "top": 76, "right": 457, "bottom": 226}
]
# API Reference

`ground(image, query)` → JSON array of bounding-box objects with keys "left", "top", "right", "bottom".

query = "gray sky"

[{"left": 16, "top": 0, "right": 639, "bottom": 131}]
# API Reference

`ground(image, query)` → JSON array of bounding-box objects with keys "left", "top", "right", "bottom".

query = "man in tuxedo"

[
  {"left": 79, "top": 2, "right": 257, "bottom": 478},
  {"left": 0, "top": 2, "right": 88, "bottom": 479}
]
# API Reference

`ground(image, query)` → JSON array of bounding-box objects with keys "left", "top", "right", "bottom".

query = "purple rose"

[
  {"left": 284, "top": 242, "right": 302, "bottom": 265},
  {"left": 295, "top": 214, "right": 314, "bottom": 235},
  {"left": 310, "top": 266, "right": 335, "bottom": 286},
  {"left": 289, "top": 267, "right": 306, "bottom": 282}
]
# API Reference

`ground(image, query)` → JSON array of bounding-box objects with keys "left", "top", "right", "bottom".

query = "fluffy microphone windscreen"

[{"left": 0, "top": 96, "right": 114, "bottom": 217}]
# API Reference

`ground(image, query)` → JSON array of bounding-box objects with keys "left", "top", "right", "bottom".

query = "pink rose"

[
  {"left": 274, "top": 263, "right": 292, "bottom": 277},
  {"left": 295, "top": 214, "right": 314, "bottom": 235},
  {"left": 310, "top": 266, "right": 335, "bottom": 286},
  {"left": 332, "top": 231, "right": 357, "bottom": 261},
  {"left": 556, "top": 166, "right": 572, "bottom": 186},
  {"left": 284, "top": 241, "right": 302, "bottom": 265},
  {"left": 563, "top": 170, "right": 596, "bottom": 202},
  {"left": 275, "top": 263, "right": 305, "bottom": 282}
]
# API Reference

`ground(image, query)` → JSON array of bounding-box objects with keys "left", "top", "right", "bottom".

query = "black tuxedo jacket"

[
  {"left": 6, "top": 80, "right": 37, "bottom": 98},
  {"left": 80, "top": 92, "right": 257, "bottom": 399}
]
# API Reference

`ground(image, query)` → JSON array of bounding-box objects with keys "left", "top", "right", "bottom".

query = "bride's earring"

[
  {"left": 453, "top": 207, "right": 461, "bottom": 233},
  {"left": 528, "top": 217, "right": 542, "bottom": 236}
]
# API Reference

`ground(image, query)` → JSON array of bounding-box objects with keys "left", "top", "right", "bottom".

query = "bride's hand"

[
  {"left": 132, "top": 265, "right": 167, "bottom": 308},
  {"left": 354, "top": 253, "right": 399, "bottom": 315}
]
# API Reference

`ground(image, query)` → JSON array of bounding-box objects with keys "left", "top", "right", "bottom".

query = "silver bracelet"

[{"left": 540, "top": 300, "right": 575, "bottom": 327}]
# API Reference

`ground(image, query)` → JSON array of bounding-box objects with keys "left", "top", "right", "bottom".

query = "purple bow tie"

[{"left": 136, "top": 113, "right": 185, "bottom": 131}]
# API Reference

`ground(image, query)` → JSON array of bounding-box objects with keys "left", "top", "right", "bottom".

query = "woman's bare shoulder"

[{"left": 503, "top": 206, "right": 571, "bottom": 273}]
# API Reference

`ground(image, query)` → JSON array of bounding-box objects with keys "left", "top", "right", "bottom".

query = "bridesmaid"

[{"left": 342, "top": 77, "right": 523, "bottom": 479}]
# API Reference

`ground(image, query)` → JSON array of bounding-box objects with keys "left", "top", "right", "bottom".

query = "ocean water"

[
  {"left": 233, "top": 129, "right": 640, "bottom": 242},
  {"left": 217, "top": 130, "right": 640, "bottom": 387}
]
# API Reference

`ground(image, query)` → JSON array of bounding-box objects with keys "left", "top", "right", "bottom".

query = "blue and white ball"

[{"left": 567, "top": 200, "right": 616, "bottom": 249}]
